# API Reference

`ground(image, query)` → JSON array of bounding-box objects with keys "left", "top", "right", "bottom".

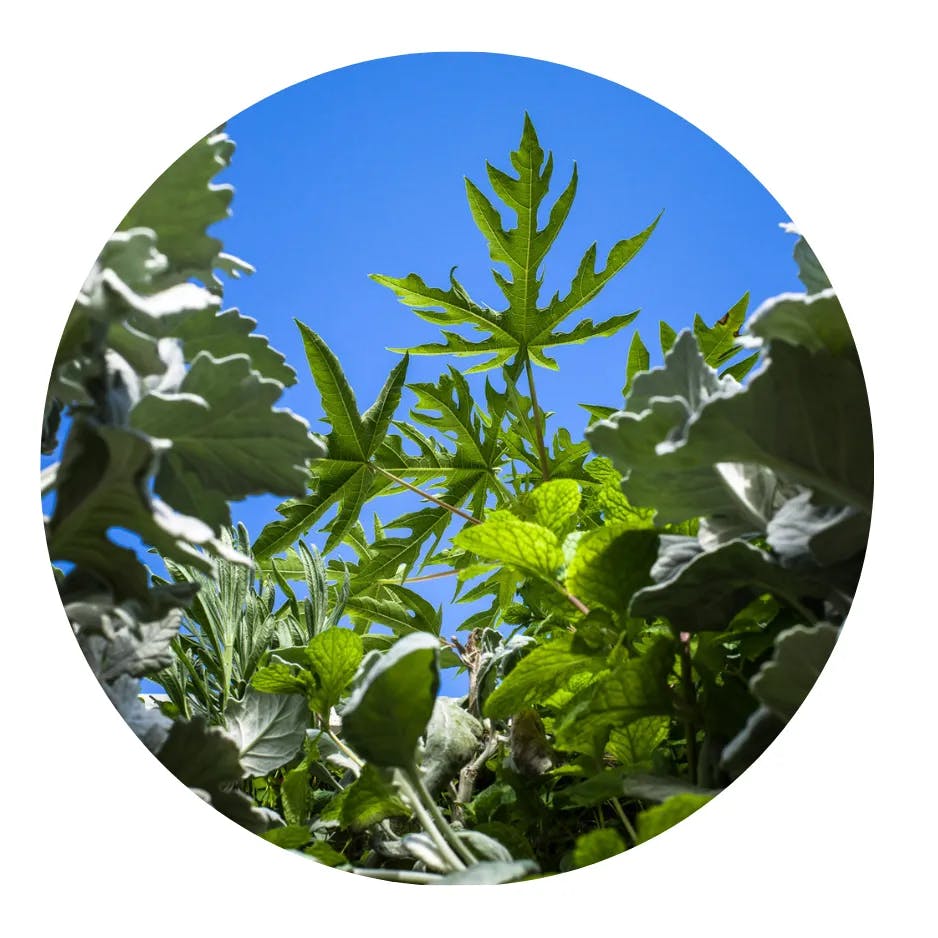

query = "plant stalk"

[
  {"left": 371, "top": 464, "right": 481, "bottom": 524},
  {"left": 678, "top": 630, "right": 698, "bottom": 785},
  {"left": 402, "top": 763, "right": 478, "bottom": 868},
  {"left": 523, "top": 354, "right": 551, "bottom": 482},
  {"left": 395, "top": 767, "right": 466, "bottom": 872}
]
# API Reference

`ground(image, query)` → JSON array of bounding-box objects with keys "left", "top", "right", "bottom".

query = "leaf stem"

[
  {"left": 395, "top": 766, "right": 467, "bottom": 872},
  {"left": 376, "top": 569, "right": 459, "bottom": 586},
  {"left": 610, "top": 797, "right": 638, "bottom": 844},
  {"left": 523, "top": 354, "right": 551, "bottom": 482},
  {"left": 370, "top": 465, "right": 481, "bottom": 525},
  {"left": 401, "top": 763, "right": 478, "bottom": 868}
]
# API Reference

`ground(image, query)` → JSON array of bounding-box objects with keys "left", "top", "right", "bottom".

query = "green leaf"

[
  {"left": 118, "top": 128, "right": 252, "bottom": 291},
  {"left": 254, "top": 327, "right": 409, "bottom": 557},
  {"left": 157, "top": 717, "right": 272, "bottom": 834},
  {"left": 747, "top": 289, "right": 855, "bottom": 357},
  {"left": 565, "top": 526, "right": 659, "bottom": 614},
  {"left": 47, "top": 419, "right": 246, "bottom": 600},
  {"left": 420, "top": 697, "right": 484, "bottom": 793},
  {"left": 306, "top": 627, "right": 364, "bottom": 715},
  {"left": 624, "top": 330, "right": 650, "bottom": 397},
  {"left": 553, "top": 639, "right": 675, "bottom": 756},
  {"left": 588, "top": 329, "right": 873, "bottom": 521},
  {"left": 280, "top": 760, "right": 311, "bottom": 827},
  {"left": 630, "top": 539, "right": 830, "bottom": 632},
  {"left": 568, "top": 829, "right": 626, "bottom": 869},
  {"left": 223, "top": 688, "right": 308, "bottom": 776},
  {"left": 692, "top": 292, "right": 749, "bottom": 368},
  {"left": 130, "top": 352, "right": 321, "bottom": 531},
  {"left": 454, "top": 510, "right": 564, "bottom": 582},
  {"left": 483, "top": 634, "right": 607, "bottom": 720},
  {"left": 131, "top": 304, "right": 296, "bottom": 386},
  {"left": 516, "top": 479, "right": 581, "bottom": 539},
  {"left": 262, "top": 825, "right": 313, "bottom": 849},
  {"left": 340, "top": 633, "right": 440, "bottom": 767},
  {"left": 750, "top": 622, "right": 839, "bottom": 720},
  {"left": 250, "top": 660, "right": 314, "bottom": 695},
  {"left": 304, "top": 841, "right": 348, "bottom": 867},
  {"left": 373, "top": 116, "right": 656, "bottom": 373},
  {"left": 321, "top": 763, "right": 409, "bottom": 830},
  {"left": 635, "top": 793, "right": 714, "bottom": 844}
]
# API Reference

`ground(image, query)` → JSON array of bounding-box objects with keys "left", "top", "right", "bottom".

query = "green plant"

[
  {"left": 48, "top": 115, "right": 870, "bottom": 882},
  {"left": 44, "top": 127, "right": 324, "bottom": 833}
]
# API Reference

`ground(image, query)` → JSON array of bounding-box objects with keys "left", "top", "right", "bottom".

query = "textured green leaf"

[
  {"left": 635, "top": 793, "right": 714, "bottom": 844},
  {"left": 341, "top": 633, "right": 440, "bottom": 767},
  {"left": 588, "top": 329, "right": 873, "bottom": 521},
  {"left": 321, "top": 763, "right": 409, "bottom": 830},
  {"left": 304, "top": 841, "right": 348, "bottom": 867},
  {"left": 118, "top": 129, "right": 252, "bottom": 291},
  {"left": 47, "top": 419, "right": 246, "bottom": 600},
  {"left": 420, "top": 697, "right": 484, "bottom": 793},
  {"left": 157, "top": 717, "right": 272, "bottom": 834},
  {"left": 565, "top": 526, "right": 659, "bottom": 614},
  {"left": 750, "top": 622, "right": 839, "bottom": 720},
  {"left": 223, "top": 688, "right": 308, "bottom": 776},
  {"left": 131, "top": 304, "right": 295, "bottom": 386},
  {"left": 373, "top": 116, "right": 656, "bottom": 373},
  {"left": 747, "top": 289, "right": 854, "bottom": 357},
  {"left": 553, "top": 639, "right": 674, "bottom": 755},
  {"left": 306, "top": 627, "right": 364, "bottom": 714},
  {"left": 483, "top": 634, "right": 607, "bottom": 720},
  {"left": 516, "top": 479, "right": 581, "bottom": 539},
  {"left": 568, "top": 829, "right": 626, "bottom": 869},
  {"left": 631, "top": 539, "right": 829, "bottom": 631},
  {"left": 454, "top": 510, "right": 564, "bottom": 582},
  {"left": 130, "top": 352, "right": 321, "bottom": 531},
  {"left": 280, "top": 760, "right": 311, "bottom": 827}
]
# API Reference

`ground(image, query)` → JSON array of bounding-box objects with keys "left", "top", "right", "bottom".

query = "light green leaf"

[
  {"left": 321, "top": 763, "right": 409, "bottom": 830},
  {"left": 635, "top": 793, "right": 714, "bottom": 844},
  {"left": 223, "top": 688, "right": 308, "bottom": 777},
  {"left": 420, "top": 697, "right": 484, "bottom": 793},
  {"left": 340, "top": 633, "right": 440, "bottom": 767},
  {"left": 118, "top": 129, "right": 252, "bottom": 291},
  {"left": 624, "top": 330, "right": 650, "bottom": 397},
  {"left": 262, "top": 825, "right": 313, "bottom": 849},
  {"left": 516, "top": 479, "right": 581, "bottom": 539},
  {"left": 568, "top": 829, "right": 626, "bottom": 869},
  {"left": 454, "top": 510, "right": 564, "bottom": 582},
  {"left": 130, "top": 352, "right": 321, "bottom": 531},
  {"left": 565, "top": 526, "right": 659, "bottom": 614},
  {"left": 483, "top": 634, "right": 607, "bottom": 720},
  {"left": 307, "top": 627, "right": 364, "bottom": 715},
  {"left": 47, "top": 419, "right": 246, "bottom": 600}
]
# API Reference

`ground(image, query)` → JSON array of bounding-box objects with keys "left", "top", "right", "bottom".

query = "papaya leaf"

[
  {"left": 254, "top": 324, "right": 408, "bottom": 557},
  {"left": 373, "top": 115, "right": 657, "bottom": 373}
]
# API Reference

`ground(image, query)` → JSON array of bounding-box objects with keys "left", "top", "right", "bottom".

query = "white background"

[{"left": 4, "top": 1, "right": 934, "bottom": 933}]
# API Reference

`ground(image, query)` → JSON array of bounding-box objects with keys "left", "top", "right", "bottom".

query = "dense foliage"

[{"left": 44, "top": 116, "right": 871, "bottom": 884}]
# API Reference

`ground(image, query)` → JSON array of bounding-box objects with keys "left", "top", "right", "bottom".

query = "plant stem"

[
  {"left": 678, "top": 630, "right": 698, "bottom": 785},
  {"left": 371, "top": 464, "right": 481, "bottom": 524},
  {"left": 395, "top": 767, "right": 466, "bottom": 872},
  {"left": 610, "top": 797, "right": 639, "bottom": 844},
  {"left": 350, "top": 867, "right": 443, "bottom": 885},
  {"left": 376, "top": 569, "right": 459, "bottom": 586},
  {"left": 523, "top": 354, "right": 551, "bottom": 482},
  {"left": 549, "top": 578, "right": 591, "bottom": 617},
  {"left": 402, "top": 763, "right": 478, "bottom": 868}
]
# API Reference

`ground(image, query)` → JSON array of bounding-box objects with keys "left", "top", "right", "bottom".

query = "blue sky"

[{"left": 90, "top": 52, "right": 803, "bottom": 695}]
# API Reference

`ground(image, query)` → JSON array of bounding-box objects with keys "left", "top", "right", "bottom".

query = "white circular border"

[{"left": 7, "top": 2, "right": 933, "bottom": 934}]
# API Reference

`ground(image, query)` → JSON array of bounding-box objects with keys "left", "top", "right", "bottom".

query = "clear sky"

[{"left": 83, "top": 52, "right": 804, "bottom": 695}]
